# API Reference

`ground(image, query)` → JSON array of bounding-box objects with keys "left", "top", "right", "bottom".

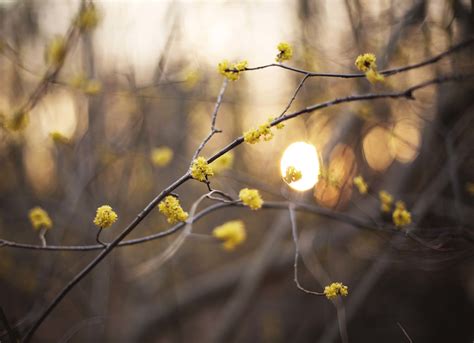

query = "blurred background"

[{"left": 0, "top": 0, "right": 473, "bottom": 342}]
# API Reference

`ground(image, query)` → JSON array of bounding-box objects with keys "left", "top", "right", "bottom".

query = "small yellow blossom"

[
  {"left": 239, "top": 188, "right": 263, "bottom": 210},
  {"left": 50, "top": 131, "right": 70, "bottom": 144},
  {"left": 5, "top": 111, "right": 29, "bottom": 131},
  {"left": 190, "top": 156, "right": 214, "bottom": 182},
  {"left": 319, "top": 167, "right": 341, "bottom": 188},
  {"left": 365, "top": 68, "right": 385, "bottom": 84},
  {"left": 28, "top": 207, "right": 53, "bottom": 230},
  {"left": 83, "top": 80, "right": 102, "bottom": 95},
  {"left": 392, "top": 201, "right": 411, "bottom": 228},
  {"left": 324, "top": 282, "right": 349, "bottom": 300},
  {"left": 466, "top": 182, "right": 474, "bottom": 195},
  {"left": 76, "top": 3, "right": 100, "bottom": 31},
  {"left": 212, "top": 220, "right": 246, "bottom": 251},
  {"left": 243, "top": 118, "right": 277, "bottom": 144},
  {"left": 45, "top": 36, "right": 66, "bottom": 66},
  {"left": 93, "top": 205, "right": 118, "bottom": 229},
  {"left": 353, "top": 175, "right": 368, "bottom": 194},
  {"left": 210, "top": 151, "right": 234, "bottom": 174},
  {"left": 355, "top": 53, "right": 377, "bottom": 72},
  {"left": 283, "top": 166, "right": 302, "bottom": 184},
  {"left": 276, "top": 42, "right": 293, "bottom": 63},
  {"left": 150, "top": 147, "right": 173, "bottom": 167},
  {"left": 182, "top": 69, "right": 200, "bottom": 89},
  {"left": 217, "top": 59, "right": 248, "bottom": 81},
  {"left": 355, "top": 53, "right": 385, "bottom": 84},
  {"left": 158, "top": 196, "right": 189, "bottom": 224},
  {"left": 379, "top": 190, "right": 393, "bottom": 213}
]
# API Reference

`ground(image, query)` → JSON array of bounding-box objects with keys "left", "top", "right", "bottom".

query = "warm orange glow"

[{"left": 280, "top": 142, "right": 320, "bottom": 191}]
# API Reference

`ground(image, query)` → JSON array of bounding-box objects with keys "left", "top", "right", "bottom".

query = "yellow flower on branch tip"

[
  {"left": 83, "top": 80, "right": 102, "bottom": 95},
  {"left": 355, "top": 53, "right": 377, "bottom": 72},
  {"left": 283, "top": 166, "right": 302, "bottom": 184},
  {"left": 29, "top": 207, "right": 53, "bottom": 230},
  {"left": 392, "top": 201, "right": 411, "bottom": 228},
  {"left": 353, "top": 175, "right": 368, "bottom": 194},
  {"left": 239, "top": 188, "right": 263, "bottom": 210},
  {"left": 93, "top": 205, "right": 118, "bottom": 229},
  {"left": 190, "top": 156, "right": 214, "bottom": 182},
  {"left": 210, "top": 151, "right": 234, "bottom": 174},
  {"left": 50, "top": 131, "right": 70, "bottom": 144},
  {"left": 45, "top": 36, "right": 66, "bottom": 66},
  {"left": 365, "top": 68, "right": 385, "bottom": 84},
  {"left": 243, "top": 119, "right": 275, "bottom": 144},
  {"left": 6, "top": 111, "right": 28, "bottom": 132},
  {"left": 217, "top": 59, "right": 248, "bottom": 81},
  {"left": 212, "top": 220, "right": 246, "bottom": 251},
  {"left": 76, "top": 3, "right": 100, "bottom": 31},
  {"left": 276, "top": 42, "right": 293, "bottom": 63},
  {"left": 379, "top": 190, "right": 393, "bottom": 213},
  {"left": 158, "top": 196, "right": 188, "bottom": 224},
  {"left": 150, "top": 147, "right": 173, "bottom": 167},
  {"left": 324, "top": 282, "right": 349, "bottom": 300}
]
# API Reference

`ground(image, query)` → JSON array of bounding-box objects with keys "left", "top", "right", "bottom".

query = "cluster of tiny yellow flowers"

[
  {"left": 318, "top": 168, "right": 341, "bottom": 188},
  {"left": 217, "top": 60, "right": 248, "bottom": 81},
  {"left": 354, "top": 53, "right": 384, "bottom": 84},
  {"left": 324, "top": 282, "right": 349, "bottom": 300},
  {"left": 4, "top": 111, "right": 29, "bottom": 132},
  {"left": 158, "top": 196, "right": 188, "bottom": 224},
  {"left": 212, "top": 220, "right": 246, "bottom": 251},
  {"left": 150, "top": 146, "right": 173, "bottom": 167},
  {"left": 283, "top": 166, "right": 302, "bottom": 184},
  {"left": 379, "top": 190, "right": 393, "bottom": 212},
  {"left": 28, "top": 207, "right": 53, "bottom": 231},
  {"left": 70, "top": 75, "right": 102, "bottom": 95},
  {"left": 76, "top": 3, "right": 100, "bottom": 31},
  {"left": 275, "top": 42, "right": 293, "bottom": 63},
  {"left": 243, "top": 118, "right": 282, "bottom": 144},
  {"left": 46, "top": 36, "right": 66, "bottom": 66},
  {"left": 239, "top": 188, "right": 263, "bottom": 210},
  {"left": 190, "top": 156, "right": 214, "bottom": 182},
  {"left": 93, "top": 205, "right": 118, "bottom": 229},
  {"left": 50, "top": 131, "right": 70, "bottom": 145},
  {"left": 392, "top": 201, "right": 412, "bottom": 228},
  {"left": 210, "top": 151, "right": 234, "bottom": 174},
  {"left": 353, "top": 175, "right": 368, "bottom": 194}
]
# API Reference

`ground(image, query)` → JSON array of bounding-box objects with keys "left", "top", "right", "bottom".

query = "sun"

[{"left": 280, "top": 142, "right": 320, "bottom": 192}]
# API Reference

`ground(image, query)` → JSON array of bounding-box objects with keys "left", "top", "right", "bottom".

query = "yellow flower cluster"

[
  {"left": 283, "top": 166, "right": 302, "bottom": 184},
  {"left": 392, "top": 201, "right": 412, "bottom": 228},
  {"left": 93, "top": 205, "right": 118, "bottom": 229},
  {"left": 76, "top": 3, "right": 100, "bottom": 31},
  {"left": 212, "top": 220, "right": 246, "bottom": 251},
  {"left": 353, "top": 175, "right": 368, "bottom": 194},
  {"left": 46, "top": 36, "right": 66, "bottom": 66},
  {"left": 217, "top": 60, "right": 248, "bottom": 81},
  {"left": 190, "top": 157, "right": 214, "bottom": 182},
  {"left": 275, "top": 42, "right": 293, "bottom": 63},
  {"left": 50, "top": 131, "right": 70, "bottom": 144},
  {"left": 28, "top": 207, "right": 53, "bottom": 231},
  {"left": 324, "top": 282, "right": 349, "bottom": 300},
  {"left": 355, "top": 53, "right": 384, "bottom": 84},
  {"left": 150, "top": 146, "right": 173, "bottom": 167},
  {"left": 379, "top": 190, "right": 393, "bottom": 213},
  {"left": 243, "top": 118, "right": 282, "bottom": 144},
  {"left": 158, "top": 196, "right": 188, "bottom": 224},
  {"left": 210, "top": 151, "right": 234, "bottom": 174},
  {"left": 239, "top": 188, "right": 263, "bottom": 210},
  {"left": 4, "top": 111, "right": 29, "bottom": 132},
  {"left": 70, "top": 75, "right": 102, "bottom": 95}
]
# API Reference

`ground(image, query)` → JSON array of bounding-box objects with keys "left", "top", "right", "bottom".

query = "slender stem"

[{"left": 95, "top": 228, "right": 106, "bottom": 247}]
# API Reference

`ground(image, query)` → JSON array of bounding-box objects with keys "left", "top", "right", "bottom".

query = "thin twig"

[
  {"left": 278, "top": 73, "right": 310, "bottom": 118},
  {"left": 289, "top": 203, "right": 324, "bottom": 296},
  {"left": 245, "top": 37, "right": 474, "bottom": 78},
  {"left": 397, "top": 322, "right": 414, "bottom": 343},
  {"left": 0, "top": 306, "right": 16, "bottom": 343},
  {"left": 191, "top": 78, "right": 228, "bottom": 161}
]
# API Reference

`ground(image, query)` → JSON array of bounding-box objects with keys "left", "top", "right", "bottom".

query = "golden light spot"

[
  {"left": 363, "top": 126, "right": 394, "bottom": 171},
  {"left": 280, "top": 142, "right": 320, "bottom": 191},
  {"left": 389, "top": 121, "right": 421, "bottom": 163}
]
